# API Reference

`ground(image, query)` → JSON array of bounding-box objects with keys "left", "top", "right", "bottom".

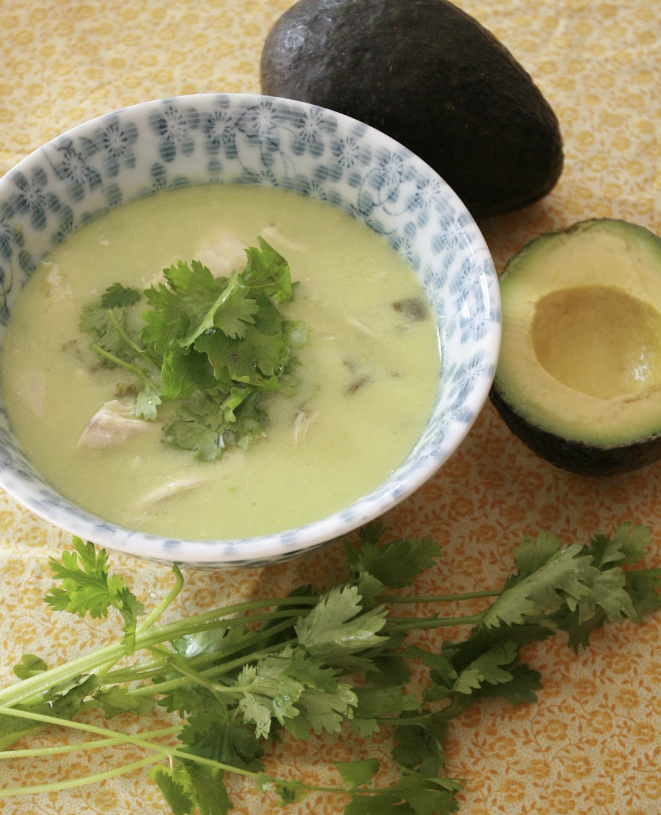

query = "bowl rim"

[{"left": 0, "top": 92, "right": 501, "bottom": 566}]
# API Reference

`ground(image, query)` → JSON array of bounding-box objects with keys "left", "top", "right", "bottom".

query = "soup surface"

[{"left": 2, "top": 185, "right": 440, "bottom": 539}]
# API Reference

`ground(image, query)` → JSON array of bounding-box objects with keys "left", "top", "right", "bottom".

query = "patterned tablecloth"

[{"left": 1, "top": 1, "right": 660, "bottom": 814}]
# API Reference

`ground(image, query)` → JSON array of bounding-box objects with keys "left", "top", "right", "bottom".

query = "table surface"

[{"left": 1, "top": 1, "right": 661, "bottom": 814}]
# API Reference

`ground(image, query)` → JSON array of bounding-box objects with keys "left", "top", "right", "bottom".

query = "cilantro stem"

[
  {"left": 387, "top": 613, "right": 483, "bottom": 633},
  {"left": 1, "top": 705, "right": 262, "bottom": 787},
  {"left": 106, "top": 614, "right": 300, "bottom": 685},
  {"left": 0, "top": 725, "right": 182, "bottom": 759},
  {"left": 141, "top": 594, "right": 317, "bottom": 638},
  {"left": 129, "top": 637, "right": 299, "bottom": 699},
  {"left": 0, "top": 596, "right": 315, "bottom": 709},
  {"left": 0, "top": 755, "right": 163, "bottom": 798},
  {"left": 0, "top": 710, "right": 442, "bottom": 805},
  {"left": 90, "top": 343, "right": 155, "bottom": 387},
  {"left": 149, "top": 646, "right": 240, "bottom": 719},
  {"left": 139, "top": 565, "right": 185, "bottom": 633},
  {"left": 106, "top": 309, "right": 149, "bottom": 357},
  {"left": 0, "top": 705, "right": 173, "bottom": 757}
]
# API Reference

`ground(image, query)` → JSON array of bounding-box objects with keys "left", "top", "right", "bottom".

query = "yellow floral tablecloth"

[{"left": 1, "top": 1, "right": 661, "bottom": 814}]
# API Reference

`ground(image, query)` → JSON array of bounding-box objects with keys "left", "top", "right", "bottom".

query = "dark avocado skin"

[
  {"left": 260, "top": 0, "right": 564, "bottom": 218},
  {"left": 490, "top": 387, "right": 661, "bottom": 477}
]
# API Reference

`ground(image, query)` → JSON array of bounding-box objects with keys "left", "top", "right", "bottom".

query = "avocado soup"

[{"left": 1, "top": 184, "right": 441, "bottom": 539}]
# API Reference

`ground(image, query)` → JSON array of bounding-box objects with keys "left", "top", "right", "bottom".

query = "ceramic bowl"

[{"left": 0, "top": 93, "right": 500, "bottom": 568}]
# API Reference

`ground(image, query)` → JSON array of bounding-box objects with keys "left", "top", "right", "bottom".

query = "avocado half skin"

[
  {"left": 260, "top": 0, "right": 564, "bottom": 218},
  {"left": 490, "top": 386, "right": 661, "bottom": 477}
]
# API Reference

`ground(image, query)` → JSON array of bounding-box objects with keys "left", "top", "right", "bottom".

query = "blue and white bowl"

[{"left": 0, "top": 93, "right": 500, "bottom": 568}]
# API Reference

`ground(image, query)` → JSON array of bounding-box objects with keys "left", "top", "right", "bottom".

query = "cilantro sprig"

[
  {"left": 0, "top": 522, "right": 660, "bottom": 813},
  {"left": 79, "top": 237, "right": 308, "bottom": 460}
]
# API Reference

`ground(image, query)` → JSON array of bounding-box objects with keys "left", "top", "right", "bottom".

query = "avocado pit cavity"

[{"left": 532, "top": 285, "right": 661, "bottom": 399}]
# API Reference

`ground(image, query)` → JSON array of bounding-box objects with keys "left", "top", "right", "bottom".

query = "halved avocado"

[{"left": 491, "top": 219, "right": 661, "bottom": 476}]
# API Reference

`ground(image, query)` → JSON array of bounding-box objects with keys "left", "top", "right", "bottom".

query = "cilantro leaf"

[
  {"left": 79, "top": 303, "right": 133, "bottom": 361},
  {"left": 160, "top": 347, "right": 217, "bottom": 401},
  {"left": 80, "top": 282, "right": 146, "bottom": 368},
  {"left": 392, "top": 716, "right": 448, "bottom": 776},
  {"left": 482, "top": 538, "right": 598, "bottom": 627},
  {"left": 163, "top": 399, "right": 227, "bottom": 462},
  {"left": 235, "top": 648, "right": 306, "bottom": 737},
  {"left": 169, "top": 623, "right": 252, "bottom": 661},
  {"left": 406, "top": 645, "right": 457, "bottom": 692},
  {"left": 292, "top": 683, "right": 358, "bottom": 735},
  {"left": 354, "top": 535, "right": 442, "bottom": 589},
  {"left": 149, "top": 765, "right": 197, "bottom": 815},
  {"left": 241, "top": 237, "right": 294, "bottom": 303},
  {"left": 157, "top": 683, "right": 218, "bottom": 719},
  {"left": 0, "top": 704, "right": 51, "bottom": 749},
  {"left": 185, "top": 765, "right": 233, "bottom": 815},
  {"left": 179, "top": 708, "right": 264, "bottom": 772},
  {"left": 234, "top": 645, "right": 360, "bottom": 739},
  {"left": 344, "top": 774, "right": 462, "bottom": 815},
  {"left": 336, "top": 758, "right": 380, "bottom": 789},
  {"left": 295, "top": 586, "right": 389, "bottom": 667},
  {"left": 211, "top": 282, "right": 260, "bottom": 340},
  {"left": 255, "top": 585, "right": 317, "bottom": 650},
  {"left": 134, "top": 380, "right": 163, "bottom": 420},
  {"left": 95, "top": 687, "right": 158, "bottom": 718},
  {"left": 351, "top": 717, "right": 380, "bottom": 738},
  {"left": 284, "top": 648, "right": 339, "bottom": 694},
  {"left": 624, "top": 569, "right": 661, "bottom": 621},
  {"left": 463, "top": 663, "right": 542, "bottom": 707},
  {"left": 364, "top": 652, "right": 411, "bottom": 687},
  {"left": 44, "top": 538, "right": 145, "bottom": 652},
  {"left": 395, "top": 773, "right": 462, "bottom": 815},
  {"left": 484, "top": 530, "right": 646, "bottom": 636},
  {"left": 12, "top": 654, "right": 48, "bottom": 680},
  {"left": 587, "top": 523, "right": 652, "bottom": 568},
  {"left": 357, "top": 522, "right": 388, "bottom": 547},
  {"left": 100, "top": 282, "right": 142, "bottom": 309},
  {"left": 236, "top": 678, "right": 275, "bottom": 738},
  {"left": 0, "top": 721, "right": 43, "bottom": 751},
  {"left": 451, "top": 641, "right": 520, "bottom": 695},
  {"left": 142, "top": 261, "right": 224, "bottom": 353},
  {"left": 194, "top": 297, "right": 291, "bottom": 386},
  {"left": 354, "top": 685, "right": 419, "bottom": 720},
  {"left": 229, "top": 391, "right": 270, "bottom": 450},
  {"left": 575, "top": 566, "right": 638, "bottom": 623}
]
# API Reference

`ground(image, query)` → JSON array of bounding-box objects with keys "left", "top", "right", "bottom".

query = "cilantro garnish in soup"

[{"left": 79, "top": 238, "right": 307, "bottom": 462}]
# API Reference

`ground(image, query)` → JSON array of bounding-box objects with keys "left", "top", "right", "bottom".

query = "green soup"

[{"left": 2, "top": 185, "right": 440, "bottom": 539}]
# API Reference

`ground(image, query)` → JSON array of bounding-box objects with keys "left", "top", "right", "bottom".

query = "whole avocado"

[{"left": 260, "top": 0, "right": 564, "bottom": 218}]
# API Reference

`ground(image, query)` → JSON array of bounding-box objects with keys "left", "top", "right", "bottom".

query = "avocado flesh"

[
  {"left": 260, "top": 0, "right": 563, "bottom": 218},
  {"left": 491, "top": 219, "right": 661, "bottom": 475}
]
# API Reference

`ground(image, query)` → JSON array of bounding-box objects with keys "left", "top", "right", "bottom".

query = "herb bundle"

[
  {"left": 79, "top": 237, "right": 307, "bottom": 460},
  {"left": 1, "top": 522, "right": 660, "bottom": 814}
]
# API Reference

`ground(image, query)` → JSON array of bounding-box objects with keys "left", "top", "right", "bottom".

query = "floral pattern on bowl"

[{"left": 0, "top": 93, "right": 500, "bottom": 567}]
